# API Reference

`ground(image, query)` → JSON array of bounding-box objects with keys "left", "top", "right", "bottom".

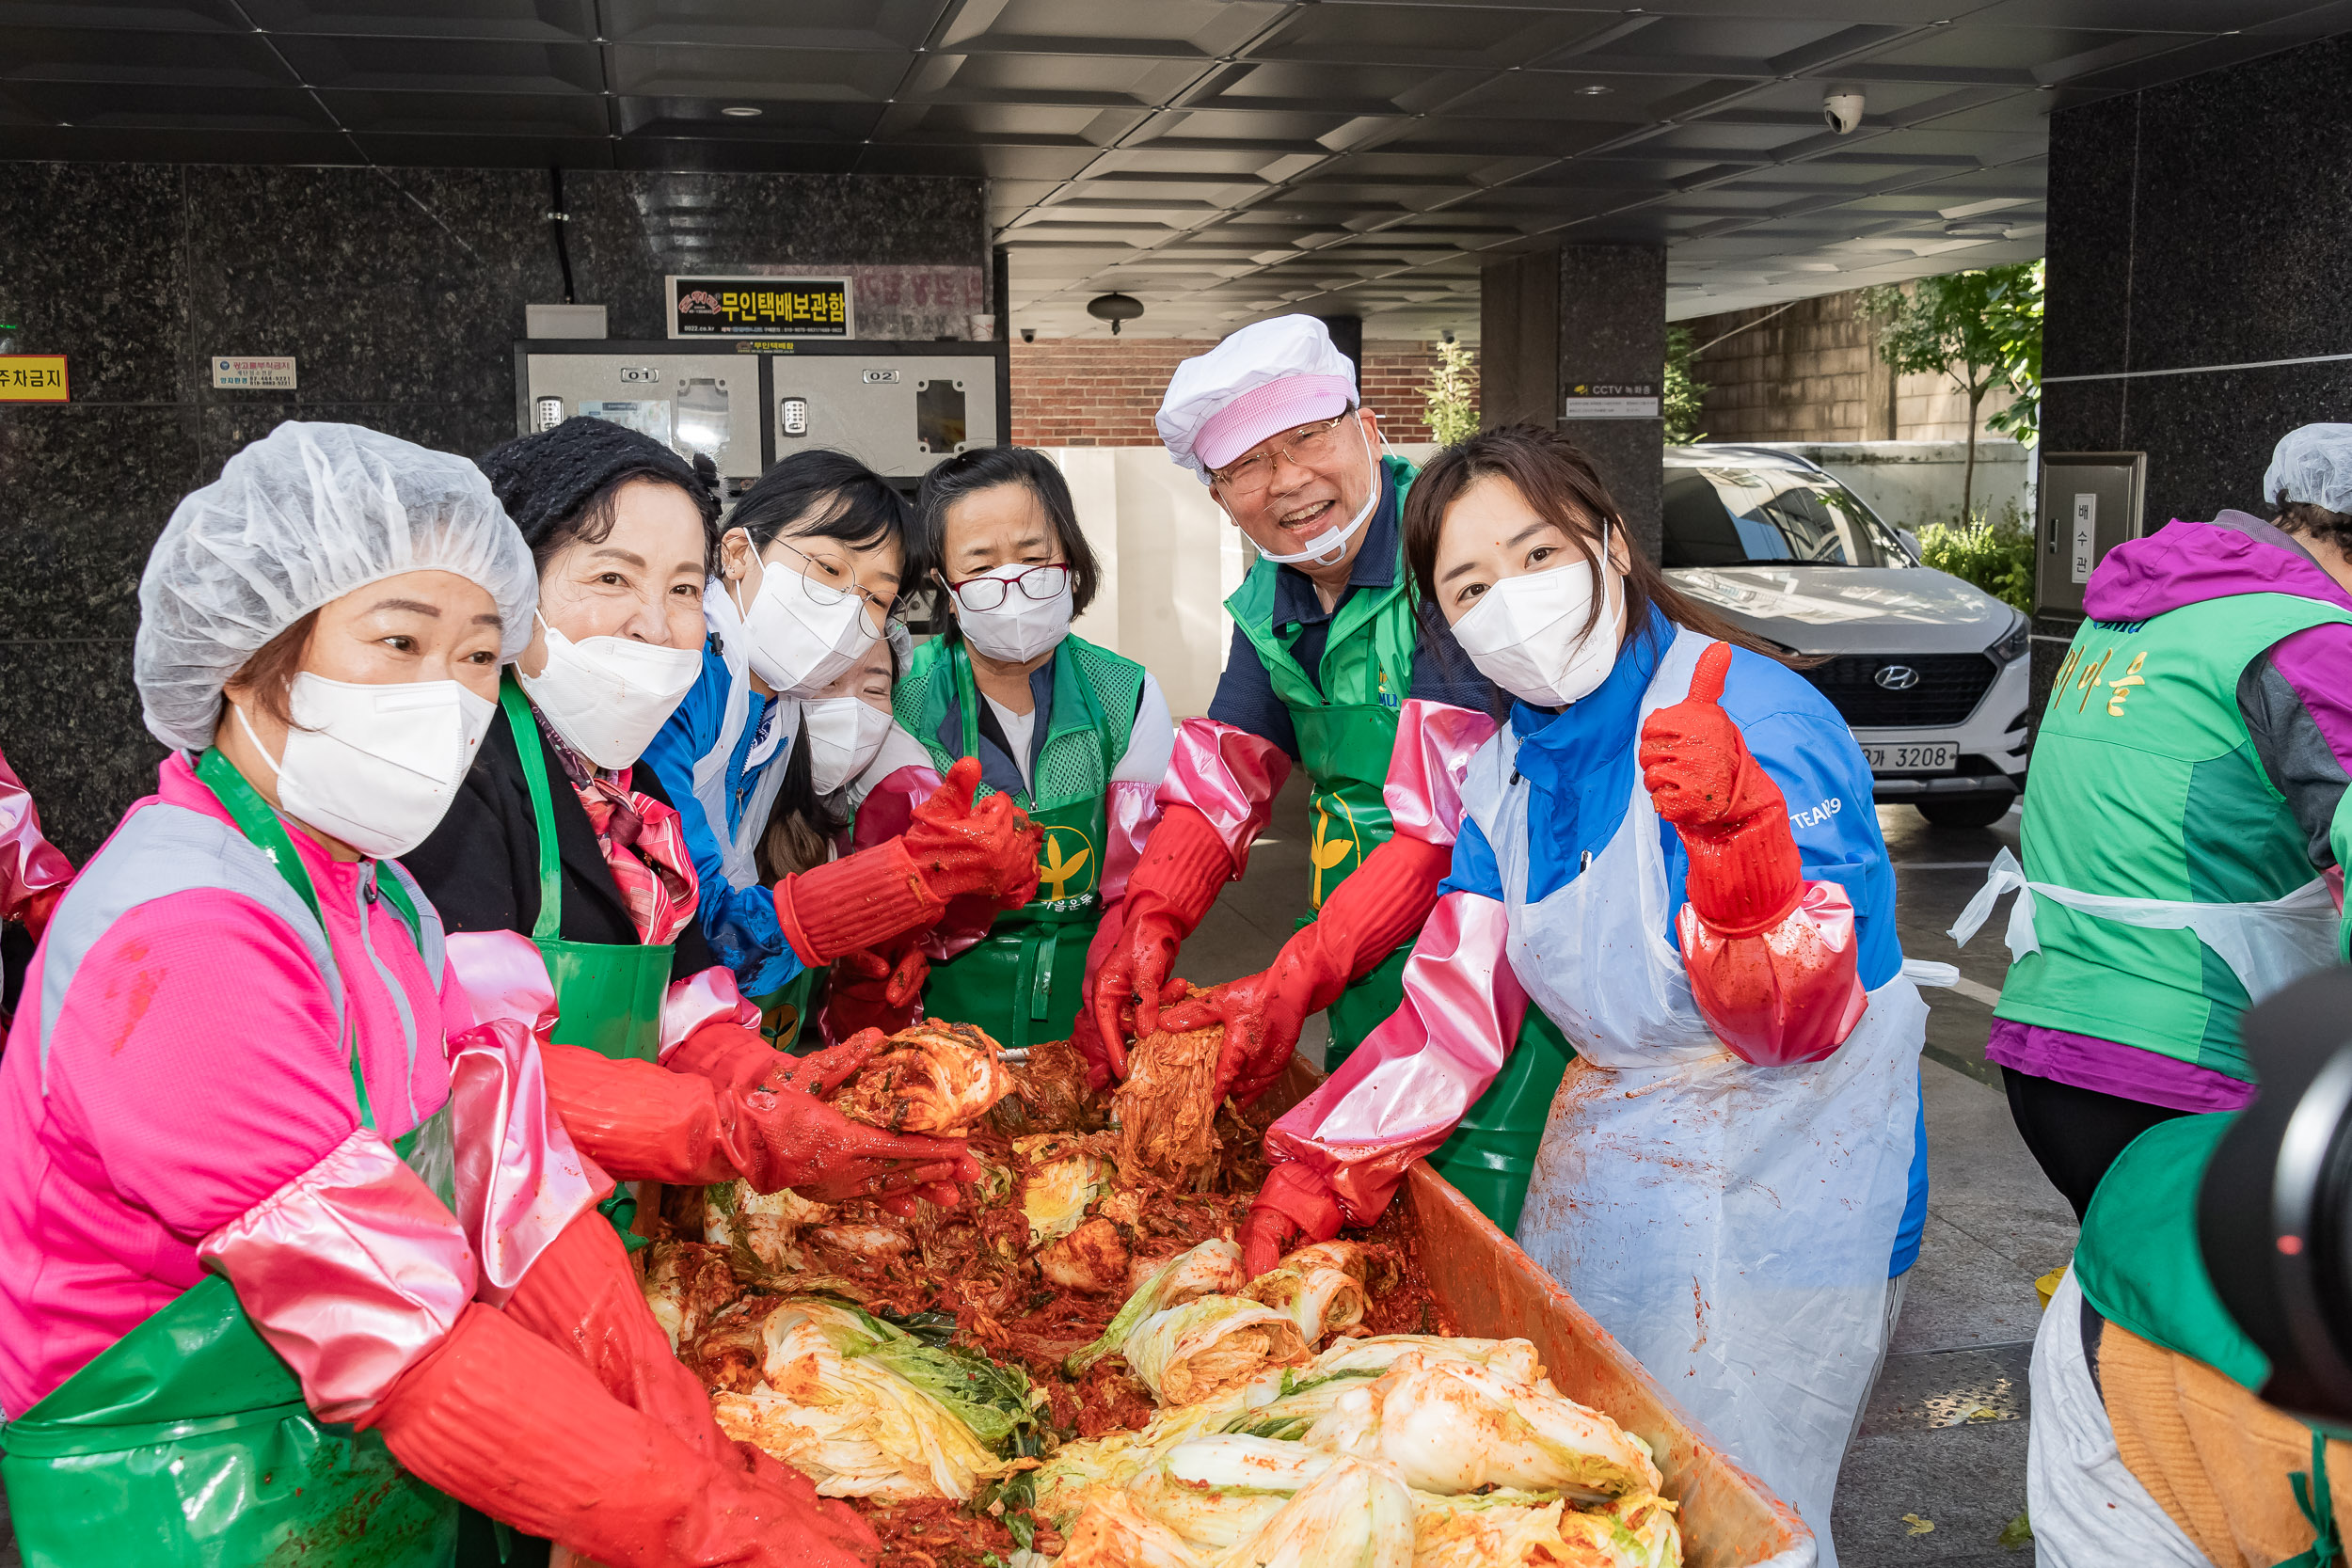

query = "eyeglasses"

[
  {"left": 946, "top": 562, "right": 1071, "bottom": 612},
  {"left": 768, "top": 536, "right": 895, "bottom": 636},
  {"left": 1207, "top": 416, "right": 1356, "bottom": 499}
]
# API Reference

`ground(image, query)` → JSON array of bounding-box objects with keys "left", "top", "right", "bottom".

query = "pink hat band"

[{"left": 1195, "top": 374, "right": 1357, "bottom": 473}]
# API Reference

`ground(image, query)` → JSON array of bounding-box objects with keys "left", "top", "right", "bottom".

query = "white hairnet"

[
  {"left": 2263, "top": 423, "right": 2352, "bottom": 515},
  {"left": 135, "top": 421, "right": 536, "bottom": 751}
]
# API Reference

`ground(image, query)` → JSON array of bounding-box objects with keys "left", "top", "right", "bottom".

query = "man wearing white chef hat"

[{"left": 1077, "top": 314, "right": 1574, "bottom": 1237}]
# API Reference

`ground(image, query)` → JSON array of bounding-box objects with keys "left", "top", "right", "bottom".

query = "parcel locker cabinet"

[
  {"left": 768, "top": 354, "right": 998, "bottom": 479},
  {"left": 519, "top": 352, "right": 765, "bottom": 481},
  {"left": 516, "top": 340, "right": 1008, "bottom": 484}
]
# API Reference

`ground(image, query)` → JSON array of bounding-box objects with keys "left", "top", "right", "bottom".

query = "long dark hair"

[
  {"left": 914, "top": 447, "right": 1102, "bottom": 634},
  {"left": 730, "top": 449, "right": 919, "bottom": 595},
  {"left": 1403, "top": 423, "right": 1786, "bottom": 661}
]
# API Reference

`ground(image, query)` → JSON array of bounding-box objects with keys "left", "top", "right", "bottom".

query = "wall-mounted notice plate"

[
  {"left": 1563, "top": 381, "right": 1659, "bottom": 419},
  {"left": 211, "top": 356, "right": 294, "bottom": 389},
  {"left": 0, "top": 355, "right": 68, "bottom": 402}
]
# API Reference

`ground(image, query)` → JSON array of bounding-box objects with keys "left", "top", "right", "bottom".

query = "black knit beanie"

[{"left": 477, "top": 415, "right": 721, "bottom": 559}]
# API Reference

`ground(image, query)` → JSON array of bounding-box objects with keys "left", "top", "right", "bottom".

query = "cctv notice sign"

[
  {"left": 668, "top": 276, "right": 853, "bottom": 340},
  {"left": 0, "top": 355, "right": 68, "bottom": 402},
  {"left": 1564, "top": 381, "right": 1661, "bottom": 420}
]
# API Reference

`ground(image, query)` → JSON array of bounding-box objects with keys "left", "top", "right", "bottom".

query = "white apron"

[
  {"left": 1473, "top": 626, "right": 1923, "bottom": 1568},
  {"left": 690, "top": 578, "right": 799, "bottom": 891}
]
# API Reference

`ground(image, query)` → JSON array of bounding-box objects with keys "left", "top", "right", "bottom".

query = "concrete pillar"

[
  {"left": 1477, "top": 246, "right": 1559, "bottom": 427},
  {"left": 1315, "top": 313, "right": 1363, "bottom": 384},
  {"left": 1557, "top": 245, "right": 1667, "bottom": 563}
]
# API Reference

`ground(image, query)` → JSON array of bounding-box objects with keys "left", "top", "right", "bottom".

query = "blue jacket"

[
  {"left": 1440, "top": 610, "right": 1928, "bottom": 1275},
  {"left": 638, "top": 647, "right": 808, "bottom": 999}
]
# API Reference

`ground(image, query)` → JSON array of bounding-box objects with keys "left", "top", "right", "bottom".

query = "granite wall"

[
  {"left": 2038, "top": 30, "right": 2352, "bottom": 698},
  {"left": 0, "top": 163, "right": 985, "bottom": 859}
]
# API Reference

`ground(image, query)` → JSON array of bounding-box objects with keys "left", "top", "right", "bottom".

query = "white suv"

[{"left": 1661, "top": 445, "right": 2030, "bottom": 830}]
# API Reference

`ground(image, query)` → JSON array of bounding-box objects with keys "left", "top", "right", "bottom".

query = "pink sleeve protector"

[
  {"left": 849, "top": 762, "right": 942, "bottom": 852},
  {"left": 0, "top": 749, "right": 71, "bottom": 928},
  {"left": 1678, "top": 879, "right": 1867, "bottom": 1066},
  {"left": 199, "top": 1126, "right": 477, "bottom": 1422},
  {"left": 437, "top": 929, "right": 617, "bottom": 1304},
  {"left": 1380, "top": 700, "right": 1499, "bottom": 849},
  {"left": 1153, "top": 717, "right": 1292, "bottom": 867},
  {"left": 1263, "top": 891, "right": 1527, "bottom": 1226},
  {"left": 1100, "top": 778, "right": 1161, "bottom": 907},
  {"left": 658, "top": 966, "right": 764, "bottom": 1062}
]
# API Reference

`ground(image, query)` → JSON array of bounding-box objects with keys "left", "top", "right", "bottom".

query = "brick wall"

[
  {"left": 1683, "top": 285, "right": 2012, "bottom": 444},
  {"left": 1010, "top": 338, "right": 1474, "bottom": 447}
]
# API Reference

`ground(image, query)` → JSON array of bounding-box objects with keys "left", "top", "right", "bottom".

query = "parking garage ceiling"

[{"left": 6, "top": 1, "right": 2348, "bottom": 340}]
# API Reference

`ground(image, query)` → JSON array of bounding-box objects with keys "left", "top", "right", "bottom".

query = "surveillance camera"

[
  {"left": 1020, "top": 327, "right": 1036, "bottom": 344},
  {"left": 1823, "top": 92, "right": 1865, "bottom": 135}
]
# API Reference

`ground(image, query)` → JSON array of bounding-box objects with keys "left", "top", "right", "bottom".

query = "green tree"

[
  {"left": 1422, "top": 339, "right": 1478, "bottom": 445},
  {"left": 1663, "top": 324, "right": 1708, "bottom": 445},
  {"left": 1863, "top": 261, "right": 2044, "bottom": 519}
]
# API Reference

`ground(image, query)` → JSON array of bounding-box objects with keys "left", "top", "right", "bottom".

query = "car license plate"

[{"left": 1862, "top": 741, "right": 1957, "bottom": 772}]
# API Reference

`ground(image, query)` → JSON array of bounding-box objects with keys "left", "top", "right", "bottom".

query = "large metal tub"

[{"left": 1267, "top": 1058, "right": 1812, "bottom": 1568}]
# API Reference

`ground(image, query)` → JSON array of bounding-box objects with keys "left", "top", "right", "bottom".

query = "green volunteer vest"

[
  {"left": 892, "top": 633, "right": 1143, "bottom": 1050},
  {"left": 1999, "top": 594, "right": 2352, "bottom": 1077},
  {"left": 0, "top": 751, "right": 459, "bottom": 1567},
  {"left": 2077, "top": 1112, "right": 2350, "bottom": 1566},
  {"left": 501, "top": 677, "right": 675, "bottom": 1251},
  {"left": 1225, "top": 456, "right": 1574, "bottom": 1238}
]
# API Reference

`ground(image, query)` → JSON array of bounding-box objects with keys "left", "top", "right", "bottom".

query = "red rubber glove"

[
  {"left": 1638, "top": 641, "right": 1804, "bottom": 937},
  {"left": 667, "top": 1022, "right": 886, "bottom": 1100},
  {"left": 775, "top": 758, "right": 1040, "bottom": 965},
  {"left": 1158, "top": 832, "right": 1454, "bottom": 1105},
  {"left": 539, "top": 1042, "right": 977, "bottom": 1199},
  {"left": 900, "top": 755, "right": 1043, "bottom": 907},
  {"left": 362, "top": 1302, "right": 879, "bottom": 1568},
  {"left": 502, "top": 1211, "right": 755, "bottom": 1470},
  {"left": 1087, "top": 804, "right": 1237, "bottom": 1078},
  {"left": 1240, "top": 1163, "right": 1345, "bottom": 1279},
  {"left": 819, "top": 936, "right": 930, "bottom": 1043}
]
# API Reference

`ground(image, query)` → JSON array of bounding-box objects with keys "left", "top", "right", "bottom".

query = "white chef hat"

[
  {"left": 1155, "top": 314, "right": 1358, "bottom": 483},
  {"left": 2264, "top": 423, "right": 2352, "bottom": 515}
]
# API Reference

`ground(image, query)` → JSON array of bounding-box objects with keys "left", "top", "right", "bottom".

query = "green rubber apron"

[
  {"left": 1229, "top": 463, "right": 1574, "bottom": 1236},
  {"left": 501, "top": 678, "right": 671, "bottom": 1248},
  {"left": 917, "top": 644, "right": 1114, "bottom": 1050},
  {"left": 0, "top": 750, "right": 459, "bottom": 1567}
]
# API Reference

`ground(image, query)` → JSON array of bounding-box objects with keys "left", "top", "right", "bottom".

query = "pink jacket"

[{"left": 0, "top": 754, "right": 462, "bottom": 1416}]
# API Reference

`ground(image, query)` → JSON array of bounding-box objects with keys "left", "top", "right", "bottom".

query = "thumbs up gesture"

[{"left": 1637, "top": 641, "right": 1803, "bottom": 936}]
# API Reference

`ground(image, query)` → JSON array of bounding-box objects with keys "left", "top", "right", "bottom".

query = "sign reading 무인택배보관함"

[
  {"left": 211, "top": 356, "right": 296, "bottom": 389},
  {"left": 1564, "top": 381, "right": 1661, "bottom": 420},
  {"left": 0, "top": 356, "right": 69, "bottom": 402},
  {"left": 668, "top": 277, "right": 853, "bottom": 340}
]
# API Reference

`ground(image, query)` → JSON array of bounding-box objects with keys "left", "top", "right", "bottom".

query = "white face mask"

[
  {"left": 1451, "top": 523, "right": 1624, "bottom": 709},
  {"left": 798, "top": 696, "right": 896, "bottom": 795},
  {"left": 239, "top": 673, "right": 496, "bottom": 859},
  {"left": 730, "top": 531, "right": 877, "bottom": 697},
  {"left": 516, "top": 613, "right": 702, "bottom": 770},
  {"left": 1249, "top": 417, "right": 1382, "bottom": 567},
  {"left": 952, "top": 567, "right": 1075, "bottom": 664}
]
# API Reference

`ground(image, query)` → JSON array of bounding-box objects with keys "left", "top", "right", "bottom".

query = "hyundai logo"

[{"left": 1874, "top": 664, "right": 1921, "bottom": 690}]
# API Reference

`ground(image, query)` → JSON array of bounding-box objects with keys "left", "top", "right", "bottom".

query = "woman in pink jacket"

[{"left": 0, "top": 422, "right": 878, "bottom": 1568}]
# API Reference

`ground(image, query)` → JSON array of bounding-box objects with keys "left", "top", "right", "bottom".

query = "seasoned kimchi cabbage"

[{"left": 835, "top": 1019, "right": 1017, "bottom": 1134}]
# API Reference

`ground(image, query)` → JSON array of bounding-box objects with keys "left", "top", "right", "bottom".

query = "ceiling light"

[
  {"left": 1575, "top": 85, "right": 1613, "bottom": 97},
  {"left": 1943, "top": 218, "right": 2007, "bottom": 238},
  {"left": 721, "top": 105, "right": 761, "bottom": 118}
]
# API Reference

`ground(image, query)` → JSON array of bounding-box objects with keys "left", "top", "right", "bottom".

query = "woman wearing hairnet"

[
  {"left": 0, "top": 423, "right": 881, "bottom": 1568},
  {"left": 402, "top": 419, "right": 977, "bottom": 1243},
  {"left": 1955, "top": 420, "right": 2352, "bottom": 1222}
]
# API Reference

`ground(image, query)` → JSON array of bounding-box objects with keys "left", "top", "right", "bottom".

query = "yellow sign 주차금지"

[{"left": 0, "top": 356, "right": 69, "bottom": 402}]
